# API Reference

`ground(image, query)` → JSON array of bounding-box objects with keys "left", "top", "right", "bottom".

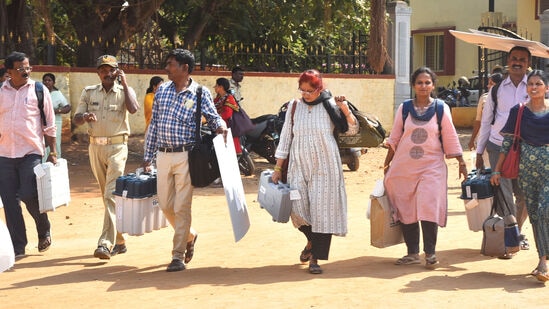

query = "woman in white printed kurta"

[
  {"left": 383, "top": 67, "right": 467, "bottom": 269},
  {"left": 272, "top": 70, "right": 358, "bottom": 274}
]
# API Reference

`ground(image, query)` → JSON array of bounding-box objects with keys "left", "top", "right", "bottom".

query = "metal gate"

[{"left": 476, "top": 26, "right": 544, "bottom": 92}]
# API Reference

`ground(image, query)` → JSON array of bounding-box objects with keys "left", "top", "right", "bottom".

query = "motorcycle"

[
  {"left": 238, "top": 145, "right": 255, "bottom": 176},
  {"left": 437, "top": 82, "right": 460, "bottom": 108},
  {"left": 201, "top": 125, "right": 255, "bottom": 176},
  {"left": 438, "top": 81, "right": 471, "bottom": 108},
  {"left": 242, "top": 114, "right": 282, "bottom": 165}
]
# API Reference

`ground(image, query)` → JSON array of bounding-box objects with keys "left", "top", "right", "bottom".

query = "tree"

[
  {"left": 1, "top": 0, "right": 390, "bottom": 73},
  {"left": 0, "top": 0, "right": 35, "bottom": 59},
  {"left": 367, "top": 0, "right": 389, "bottom": 73},
  {"left": 56, "top": 0, "right": 166, "bottom": 66}
]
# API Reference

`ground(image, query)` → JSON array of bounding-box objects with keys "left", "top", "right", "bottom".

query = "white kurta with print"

[{"left": 276, "top": 99, "right": 355, "bottom": 236}]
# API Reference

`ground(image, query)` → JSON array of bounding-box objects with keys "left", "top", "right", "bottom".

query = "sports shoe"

[
  {"left": 93, "top": 246, "right": 111, "bottom": 260},
  {"left": 111, "top": 244, "right": 127, "bottom": 256},
  {"left": 166, "top": 259, "right": 185, "bottom": 272}
]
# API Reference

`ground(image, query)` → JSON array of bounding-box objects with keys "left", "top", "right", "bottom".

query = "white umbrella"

[{"left": 450, "top": 29, "right": 549, "bottom": 59}]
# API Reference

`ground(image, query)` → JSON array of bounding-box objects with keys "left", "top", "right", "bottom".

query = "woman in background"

[
  {"left": 42, "top": 73, "right": 71, "bottom": 157},
  {"left": 144, "top": 76, "right": 164, "bottom": 133},
  {"left": 213, "top": 77, "right": 242, "bottom": 155}
]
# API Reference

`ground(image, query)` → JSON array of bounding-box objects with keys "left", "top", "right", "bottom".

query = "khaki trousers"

[
  {"left": 89, "top": 143, "right": 128, "bottom": 249},
  {"left": 156, "top": 151, "right": 195, "bottom": 260}
]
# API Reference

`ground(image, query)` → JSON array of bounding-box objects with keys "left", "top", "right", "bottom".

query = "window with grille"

[
  {"left": 425, "top": 35, "right": 444, "bottom": 71},
  {"left": 536, "top": 0, "right": 549, "bottom": 19},
  {"left": 412, "top": 27, "right": 455, "bottom": 76}
]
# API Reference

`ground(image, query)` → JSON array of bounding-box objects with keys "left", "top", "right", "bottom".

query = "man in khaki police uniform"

[{"left": 73, "top": 55, "right": 139, "bottom": 260}]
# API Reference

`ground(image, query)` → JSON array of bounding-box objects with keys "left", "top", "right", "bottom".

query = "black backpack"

[{"left": 34, "top": 81, "right": 47, "bottom": 126}]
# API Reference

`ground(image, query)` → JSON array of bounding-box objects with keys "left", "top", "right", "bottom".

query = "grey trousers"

[{"left": 486, "top": 141, "right": 528, "bottom": 230}]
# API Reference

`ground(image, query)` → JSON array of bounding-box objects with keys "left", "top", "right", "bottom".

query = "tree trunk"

[
  {"left": 367, "top": 0, "right": 389, "bottom": 74},
  {"left": 58, "top": 0, "right": 165, "bottom": 67},
  {"left": 1, "top": 0, "right": 35, "bottom": 60}
]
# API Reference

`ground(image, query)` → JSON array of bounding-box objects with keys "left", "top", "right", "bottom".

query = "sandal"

[
  {"left": 520, "top": 239, "right": 530, "bottom": 250},
  {"left": 38, "top": 236, "right": 51, "bottom": 252},
  {"left": 394, "top": 255, "right": 421, "bottom": 265},
  {"left": 425, "top": 255, "right": 439, "bottom": 269},
  {"left": 308, "top": 263, "right": 323, "bottom": 274},
  {"left": 531, "top": 268, "right": 549, "bottom": 282},
  {"left": 184, "top": 234, "right": 198, "bottom": 264},
  {"left": 300, "top": 247, "right": 312, "bottom": 263}
]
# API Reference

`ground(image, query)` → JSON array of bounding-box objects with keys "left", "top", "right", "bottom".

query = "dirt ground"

[{"left": 1, "top": 129, "right": 548, "bottom": 308}]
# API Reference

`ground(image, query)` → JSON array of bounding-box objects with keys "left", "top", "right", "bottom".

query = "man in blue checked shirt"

[{"left": 143, "top": 49, "right": 227, "bottom": 272}]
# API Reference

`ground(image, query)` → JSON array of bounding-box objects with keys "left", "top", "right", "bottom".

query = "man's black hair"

[
  {"left": 4, "top": 51, "right": 27, "bottom": 69},
  {"left": 166, "top": 49, "right": 195, "bottom": 74},
  {"left": 509, "top": 45, "right": 531, "bottom": 61},
  {"left": 231, "top": 66, "right": 243, "bottom": 74}
]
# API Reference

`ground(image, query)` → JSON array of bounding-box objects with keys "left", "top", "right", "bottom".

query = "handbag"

[
  {"left": 493, "top": 185, "right": 521, "bottom": 253},
  {"left": 230, "top": 105, "right": 255, "bottom": 137},
  {"left": 501, "top": 104, "right": 525, "bottom": 179},
  {"left": 480, "top": 212, "right": 506, "bottom": 257},
  {"left": 188, "top": 86, "right": 221, "bottom": 188},
  {"left": 280, "top": 100, "right": 297, "bottom": 183},
  {"left": 337, "top": 102, "right": 386, "bottom": 148},
  {"left": 481, "top": 185, "right": 520, "bottom": 256}
]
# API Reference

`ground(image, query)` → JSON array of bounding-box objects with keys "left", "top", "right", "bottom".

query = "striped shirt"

[{"left": 144, "top": 79, "right": 224, "bottom": 162}]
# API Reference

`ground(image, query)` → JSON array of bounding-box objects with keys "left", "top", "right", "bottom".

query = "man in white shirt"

[
  {"left": 229, "top": 66, "right": 244, "bottom": 104},
  {"left": 476, "top": 45, "right": 530, "bottom": 255}
]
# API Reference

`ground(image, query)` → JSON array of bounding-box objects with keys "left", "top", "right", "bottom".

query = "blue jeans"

[{"left": 0, "top": 155, "right": 50, "bottom": 254}]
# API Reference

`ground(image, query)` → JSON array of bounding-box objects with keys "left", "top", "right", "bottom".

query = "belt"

[
  {"left": 89, "top": 135, "right": 128, "bottom": 145},
  {"left": 158, "top": 145, "right": 193, "bottom": 152}
]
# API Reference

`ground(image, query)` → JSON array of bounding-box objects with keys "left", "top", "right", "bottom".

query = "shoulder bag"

[
  {"left": 188, "top": 86, "right": 221, "bottom": 187},
  {"left": 280, "top": 100, "right": 297, "bottom": 183},
  {"left": 501, "top": 104, "right": 525, "bottom": 179},
  {"left": 336, "top": 102, "right": 386, "bottom": 148},
  {"left": 230, "top": 100, "right": 255, "bottom": 136}
]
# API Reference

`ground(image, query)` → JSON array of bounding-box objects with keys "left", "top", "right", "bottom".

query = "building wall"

[
  {"left": 517, "top": 1, "right": 539, "bottom": 40},
  {"left": 29, "top": 67, "right": 396, "bottom": 136},
  {"left": 410, "top": 0, "right": 517, "bottom": 86}
]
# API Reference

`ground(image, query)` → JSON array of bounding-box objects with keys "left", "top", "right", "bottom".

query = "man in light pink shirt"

[{"left": 0, "top": 51, "right": 57, "bottom": 259}]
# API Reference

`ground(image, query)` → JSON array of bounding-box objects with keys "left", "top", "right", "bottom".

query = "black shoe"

[
  {"left": 111, "top": 244, "right": 127, "bottom": 256},
  {"left": 166, "top": 259, "right": 185, "bottom": 272},
  {"left": 38, "top": 236, "right": 51, "bottom": 252},
  {"left": 93, "top": 246, "right": 111, "bottom": 260}
]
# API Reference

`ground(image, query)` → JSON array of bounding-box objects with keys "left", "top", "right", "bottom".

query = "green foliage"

[{"left": 5, "top": 0, "right": 376, "bottom": 71}]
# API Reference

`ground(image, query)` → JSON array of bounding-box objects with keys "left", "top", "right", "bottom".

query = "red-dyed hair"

[{"left": 298, "top": 69, "right": 324, "bottom": 90}]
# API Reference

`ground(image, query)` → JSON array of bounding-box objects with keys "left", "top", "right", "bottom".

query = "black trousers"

[
  {"left": 0, "top": 154, "right": 51, "bottom": 254},
  {"left": 298, "top": 225, "right": 332, "bottom": 260},
  {"left": 400, "top": 220, "right": 438, "bottom": 255}
]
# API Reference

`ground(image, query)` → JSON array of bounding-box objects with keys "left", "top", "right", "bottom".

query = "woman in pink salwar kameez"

[{"left": 383, "top": 67, "right": 468, "bottom": 269}]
